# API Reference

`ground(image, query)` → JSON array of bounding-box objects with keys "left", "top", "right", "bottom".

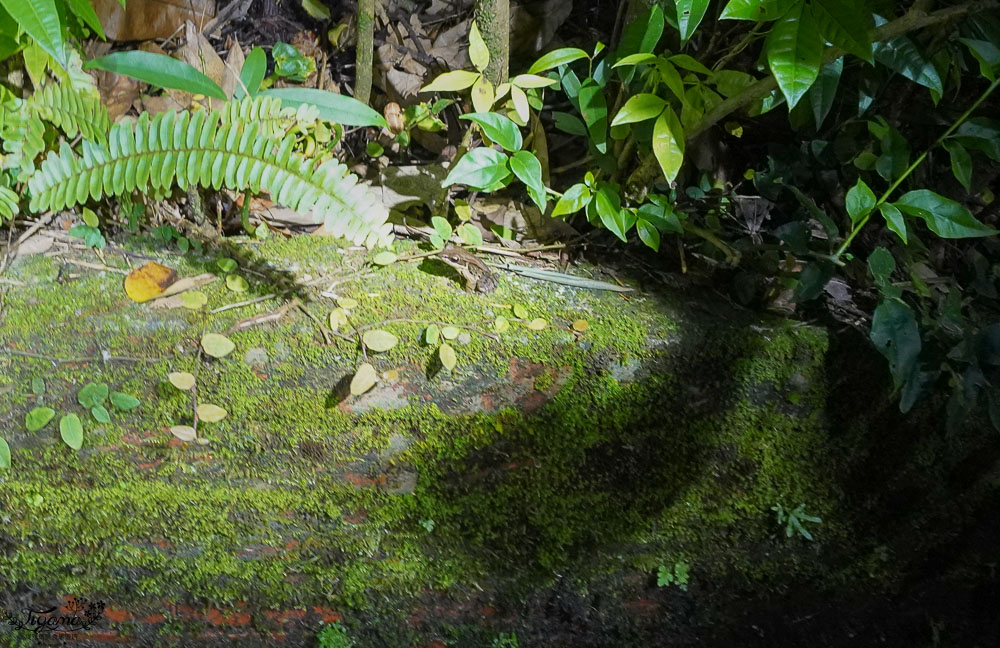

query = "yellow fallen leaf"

[
  {"left": 124, "top": 262, "right": 177, "bottom": 302},
  {"left": 196, "top": 403, "right": 227, "bottom": 423},
  {"left": 168, "top": 372, "right": 196, "bottom": 390},
  {"left": 527, "top": 318, "right": 548, "bottom": 330},
  {"left": 439, "top": 343, "right": 457, "bottom": 371},
  {"left": 169, "top": 425, "right": 196, "bottom": 441},
  {"left": 350, "top": 363, "right": 378, "bottom": 395},
  {"left": 572, "top": 319, "right": 589, "bottom": 332}
]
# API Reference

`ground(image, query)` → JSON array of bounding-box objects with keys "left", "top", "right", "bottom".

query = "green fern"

[
  {"left": 219, "top": 94, "right": 290, "bottom": 138},
  {"left": 0, "top": 185, "right": 18, "bottom": 222},
  {"left": 27, "top": 98, "right": 392, "bottom": 246},
  {"left": 0, "top": 100, "right": 46, "bottom": 183},
  {"left": 29, "top": 83, "right": 110, "bottom": 144}
]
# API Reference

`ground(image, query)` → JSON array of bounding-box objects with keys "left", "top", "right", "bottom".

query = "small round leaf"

[
  {"left": 182, "top": 291, "right": 208, "bottom": 309},
  {"left": 226, "top": 274, "right": 249, "bottom": 293},
  {"left": 202, "top": 333, "right": 236, "bottom": 358},
  {"left": 350, "top": 363, "right": 378, "bottom": 395},
  {"left": 169, "top": 425, "right": 197, "bottom": 442},
  {"left": 441, "top": 326, "right": 460, "bottom": 340},
  {"left": 168, "top": 372, "right": 196, "bottom": 390},
  {"left": 338, "top": 297, "right": 358, "bottom": 309},
  {"left": 373, "top": 251, "right": 397, "bottom": 266},
  {"left": 363, "top": 330, "right": 399, "bottom": 352},
  {"left": 25, "top": 407, "right": 56, "bottom": 431},
  {"left": 110, "top": 392, "right": 141, "bottom": 411},
  {"left": 217, "top": 257, "right": 237, "bottom": 273},
  {"left": 424, "top": 324, "right": 440, "bottom": 345},
  {"left": 494, "top": 316, "right": 509, "bottom": 333},
  {"left": 513, "top": 304, "right": 529, "bottom": 319},
  {"left": 197, "top": 404, "right": 228, "bottom": 423},
  {"left": 527, "top": 318, "right": 548, "bottom": 330},
  {"left": 572, "top": 319, "right": 589, "bottom": 332},
  {"left": 60, "top": 414, "right": 84, "bottom": 450},
  {"left": 439, "top": 343, "right": 457, "bottom": 371}
]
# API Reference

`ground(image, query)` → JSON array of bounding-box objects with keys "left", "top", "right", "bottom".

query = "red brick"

[
  {"left": 311, "top": 606, "right": 341, "bottom": 623},
  {"left": 103, "top": 607, "right": 131, "bottom": 623}
]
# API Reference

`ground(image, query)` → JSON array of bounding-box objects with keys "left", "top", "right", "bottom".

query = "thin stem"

[{"left": 833, "top": 76, "right": 1000, "bottom": 259}]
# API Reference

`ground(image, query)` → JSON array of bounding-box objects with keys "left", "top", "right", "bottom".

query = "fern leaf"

[
  {"left": 0, "top": 185, "right": 18, "bottom": 222},
  {"left": 27, "top": 99, "right": 392, "bottom": 247},
  {"left": 29, "top": 84, "right": 110, "bottom": 144},
  {"left": 1, "top": 100, "right": 46, "bottom": 183}
]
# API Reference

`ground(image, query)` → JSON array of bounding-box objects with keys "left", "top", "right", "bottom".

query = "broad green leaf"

[
  {"left": 471, "top": 75, "right": 495, "bottom": 113},
  {"left": 0, "top": 437, "right": 9, "bottom": 469},
  {"left": 431, "top": 216, "right": 453, "bottom": 240},
  {"left": 807, "top": 57, "right": 843, "bottom": 129},
  {"left": 26, "top": 407, "right": 55, "bottom": 431},
  {"left": 60, "top": 414, "right": 84, "bottom": 450},
  {"left": 617, "top": 4, "right": 665, "bottom": 60},
  {"left": 959, "top": 38, "right": 1000, "bottom": 81},
  {"left": 424, "top": 324, "right": 440, "bottom": 345},
  {"left": 442, "top": 147, "right": 512, "bottom": 189},
  {"left": 0, "top": 0, "right": 67, "bottom": 68},
  {"left": 217, "top": 257, "right": 238, "bottom": 273},
  {"left": 420, "top": 70, "right": 481, "bottom": 92},
  {"left": 197, "top": 403, "right": 228, "bottom": 422},
  {"left": 595, "top": 187, "right": 631, "bottom": 242},
  {"left": 168, "top": 372, "right": 196, "bottom": 390},
  {"left": 65, "top": 0, "right": 106, "bottom": 40},
  {"left": 675, "top": 0, "right": 711, "bottom": 43},
  {"left": 510, "top": 74, "right": 558, "bottom": 88},
  {"left": 91, "top": 405, "right": 111, "bottom": 423},
  {"left": 77, "top": 382, "right": 109, "bottom": 408},
  {"left": 766, "top": 2, "right": 822, "bottom": 109},
  {"left": 527, "top": 47, "right": 589, "bottom": 74},
  {"left": 811, "top": 0, "right": 873, "bottom": 62},
  {"left": 894, "top": 190, "right": 996, "bottom": 238},
  {"left": 439, "top": 343, "right": 457, "bottom": 370},
  {"left": 301, "top": 0, "right": 330, "bottom": 19},
  {"left": 236, "top": 46, "right": 267, "bottom": 99},
  {"left": 793, "top": 262, "right": 834, "bottom": 302},
  {"left": 720, "top": 0, "right": 792, "bottom": 21},
  {"left": 553, "top": 111, "right": 588, "bottom": 136},
  {"left": 459, "top": 112, "right": 523, "bottom": 151},
  {"left": 636, "top": 218, "right": 661, "bottom": 251},
  {"left": 611, "top": 93, "right": 667, "bottom": 126},
  {"left": 655, "top": 60, "right": 687, "bottom": 101},
  {"left": 954, "top": 118, "right": 1000, "bottom": 161},
  {"left": 441, "top": 326, "right": 460, "bottom": 340},
  {"left": 457, "top": 223, "right": 484, "bottom": 246},
  {"left": 552, "top": 183, "right": 593, "bottom": 217},
  {"left": 612, "top": 53, "right": 659, "bottom": 68},
  {"left": 110, "top": 392, "right": 140, "bottom": 411},
  {"left": 182, "top": 291, "right": 208, "bottom": 309},
  {"left": 845, "top": 178, "right": 876, "bottom": 224},
  {"left": 943, "top": 140, "right": 973, "bottom": 192},
  {"left": 870, "top": 299, "right": 921, "bottom": 387},
  {"left": 226, "top": 274, "right": 249, "bottom": 293},
  {"left": 202, "top": 333, "right": 236, "bottom": 358},
  {"left": 637, "top": 199, "right": 684, "bottom": 233},
  {"left": 509, "top": 151, "right": 547, "bottom": 211},
  {"left": 350, "top": 363, "right": 378, "bottom": 395},
  {"left": 874, "top": 32, "right": 943, "bottom": 97},
  {"left": 169, "top": 425, "right": 196, "bottom": 441},
  {"left": 868, "top": 247, "right": 899, "bottom": 297},
  {"left": 373, "top": 251, "right": 397, "bottom": 265},
  {"left": 652, "top": 108, "right": 685, "bottom": 183},
  {"left": 879, "top": 203, "right": 907, "bottom": 244},
  {"left": 261, "top": 88, "right": 387, "bottom": 127},
  {"left": 363, "top": 330, "right": 399, "bottom": 352},
  {"left": 469, "top": 21, "right": 491, "bottom": 72},
  {"left": 31, "top": 377, "right": 45, "bottom": 395},
  {"left": 712, "top": 69, "right": 755, "bottom": 98},
  {"left": 86, "top": 52, "right": 227, "bottom": 100}
]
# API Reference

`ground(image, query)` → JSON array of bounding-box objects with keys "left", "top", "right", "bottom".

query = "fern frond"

[
  {"left": 29, "top": 84, "right": 110, "bottom": 144},
  {"left": 1, "top": 100, "right": 46, "bottom": 183},
  {"left": 49, "top": 46, "right": 101, "bottom": 101},
  {"left": 219, "top": 95, "right": 291, "bottom": 138},
  {"left": 27, "top": 99, "right": 392, "bottom": 247},
  {"left": 0, "top": 185, "right": 18, "bottom": 222}
]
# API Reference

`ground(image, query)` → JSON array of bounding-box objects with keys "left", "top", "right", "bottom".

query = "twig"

[
  {"left": 358, "top": 317, "right": 500, "bottom": 341},
  {"left": 209, "top": 293, "right": 279, "bottom": 314},
  {"left": 58, "top": 258, "right": 129, "bottom": 275},
  {"left": 296, "top": 303, "right": 335, "bottom": 345},
  {"left": 0, "top": 348, "right": 162, "bottom": 364}
]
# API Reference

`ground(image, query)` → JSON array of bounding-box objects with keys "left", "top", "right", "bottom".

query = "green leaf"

[
  {"left": 226, "top": 274, "right": 249, "bottom": 293},
  {"left": 25, "top": 407, "right": 56, "bottom": 431},
  {"left": 636, "top": 218, "right": 661, "bottom": 251},
  {"left": 874, "top": 32, "right": 943, "bottom": 97},
  {"left": 350, "top": 363, "right": 377, "bottom": 395},
  {"left": 261, "top": 88, "right": 387, "bottom": 127},
  {"left": 720, "top": 0, "right": 792, "bottom": 21},
  {"left": 894, "top": 190, "right": 996, "bottom": 238},
  {"left": 712, "top": 69, "right": 755, "bottom": 98},
  {"left": 110, "top": 392, "right": 140, "bottom": 411},
  {"left": 424, "top": 324, "right": 440, "bottom": 345},
  {"left": 638, "top": 198, "right": 684, "bottom": 233},
  {"left": 879, "top": 203, "right": 907, "bottom": 244},
  {"left": 810, "top": 0, "right": 873, "bottom": 62},
  {"left": 552, "top": 111, "right": 587, "bottom": 136},
  {"left": 959, "top": 38, "right": 1000, "bottom": 81},
  {"left": 943, "top": 140, "right": 973, "bottom": 192},
  {"left": 578, "top": 79, "right": 608, "bottom": 154},
  {"left": 431, "top": 216, "right": 453, "bottom": 240},
  {"left": 509, "top": 151, "right": 547, "bottom": 212},
  {"left": 617, "top": 4, "right": 665, "bottom": 60},
  {"left": 954, "top": 118, "right": 1000, "bottom": 161},
  {"left": 373, "top": 251, "right": 397, "bottom": 265},
  {"left": 510, "top": 74, "right": 558, "bottom": 89},
  {"left": 527, "top": 47, "right": 590, "bottom": 74},
  {"left": 65, "top": 0, "right": 106, "bottom": 40},
  {"left": 0, "top": 437, "right": 9, "bottom": 469},
  {"left": 85, "top": 52, "right": 227, "bottom": 101},
  {"left": 651, "top": 107, "right": 685, "bottom": 183},
  {"left": 870, "top": 299, "right": 921, "bottom": 388},
  {"left": 216, "top": 257, "right": 237, "bottom": 273},
  {"left": 459, "top": 112, "right": 523, "bottom": 151},
  {"left": 60, "top": 414, "right": 84, "bottom": 450},
  {"left": 611, "top": 93, "right": 667, "bottom": 126},
  {"left": 439, "top": 343, "right": 457, "bottom": 371},
  {"left": 845, "top": 177, "right": 876, "bottom": 224},
  {"left": 420, "top": 69, "right": 481, "bottom": 92},
  {"left": 197, "top": 403, "right": 228, "bottom": 423},
  {"left": 612, "top": 53, "right": 659, "bottom": 68},
  {"left": 442, "top": 147, "right": 512, "bottom": 190},
  {"left": 77, "top": 382, "right": 109, "bottom": 408},
  {"left": 766, "top": 2, "right": 822, "bottom": 109},
  {"left": 595, "top": 187, "right": 632, "bottom": 242},
  {"left": 469, "top": 21, "right": 490, "bottom": 72},
  {"left": 0, "top": 0, "right": 67, "bottom": 68},
  {"left": 551, "top": 183, "right": 593, "bottom": 217},
  {"left": 807, "top": 57, "right": 843, "bottom": 129},
  {"left": 236, "top": 47, "right": 267, "bottom": 99},
  {"left": 669, "top": 54, "right": 712, "bottom": 75},
  {"left": 363, "top": 329, "right": 399, "bottom": 352},
  {"left": 675, "top": 0, "right": 711, "bottom": 43},
  {"left": 868, "top": 246, "right": 898, "bottom": 297},
  {"left": 91, "top": 405, "right": 111, "bottom": 423},
  {"left": 793, "top": 262, "right": 834, "bottom": 302},
  {"left": 301, "top": 0, "right": 331, "bottom": 20},
  {"left": 202, "top": 333, "right": 236, "bottom": 358},
  {"left": 31, "top": 377, "right": 45, "bottom": 395},
  {"left": 457, "top": 223, "right": 484, "bottom": 247}
]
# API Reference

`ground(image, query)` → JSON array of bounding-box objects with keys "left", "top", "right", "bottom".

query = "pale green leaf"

[
  {"left": 439, "top": 343, "right": 457, "bottom": 370},
  {"left": 197, "top": 403, "right": 228, "bottom": 422},
  {"left": 610, "top": 93, "right": 667, "bottom": 126},
  {"left": 261, "top": 88, "right": 387, "bottom": 126},
  {"left": 202, "top": 333, "right": 236, "bottom": 358},
  {"left": 363, "top": 329, "right": 399, "bottom": 352},
  {"left": 85, "top": 51, "right": 227, "bottom": 100},
  {"left": 527, "top": 47, "right": 589, "bottom": 74},
  {"left": 469, "top": 21, "right": 490, "bottom": 72},
  {"left": 651, "top": 108, "right": 685, "bottom": 183},
  {"left": 350, "top": 363, "right": 378, "bottom": 395},
  {"left": 420, "top": 70, "right": 481, "bottom": 92},
  {"left": 60, "top": 414, "right": 84, "bottom": 450},
  {"left": 26, "top": 407, "right": 55, "bottom": 431}
]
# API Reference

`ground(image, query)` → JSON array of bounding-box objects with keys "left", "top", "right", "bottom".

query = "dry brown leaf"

[
  {"left": 94, "top": 0, "right": 217, "bottom": 42},
  {"left": 220, "top": 37, "right": 245, "bottom": 100},
  {"left": 148, "top": 273, "right": 218, "bottom": 308},
  {"left": 124, "top": 262, "right": 177, "bottom": 302},
  {"left": 168, "top": 21, "right": 227, "bottom": 110}
]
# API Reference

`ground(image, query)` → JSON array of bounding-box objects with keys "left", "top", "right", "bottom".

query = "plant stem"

[{"left": 833, "top": 76, "right": 1000, "bottom": 259}]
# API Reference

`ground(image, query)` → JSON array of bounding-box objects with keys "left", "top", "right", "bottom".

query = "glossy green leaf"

[
  {"left": 552, "top": 111, "right": 587, "bottom": 136},
  {"left": 845, "top": 177, "right": 876, "bottom": 224},
  {"left": 807, "top": 57, "right": 843, "bottom": 129},
  {"left": 261, "top": 88, "right": 387, "bottom": 127},
  {"left": 612, "top": 53, "right": 659, "bottom": 68},
  {"left": 870, "top": 299, "right": 921, "bottom": 387},
  {"left": 551, "top": 183, "right": 592, "bottom": 217},
  {"left": 636, "top": 218, "right": 661, "bottom": 251},
  {"left": 720, "top": 0, "right": 792, "bottom": 21},
  {"left": 236, "top": 47, "right": 267, "bottom": 99},
  {"left": 954, "top": 118, "right": 1000, "bottom": 161},
  {"left": 959, "top": 38, "right": 1000, "bottom": 81},
  {"left": 712, "top": 69, "right": 755, "bottom": 98},
  {"left": 509, "top": 151, "right": 547, "bottom": 211},
  {"left": 91, "top": 405, "right": 111, "bottom": 423},
  {"left": 578, "top": 79, "right": 608, "bottom": 154},
  {"left": 459, "top": 112, "right": 522, "bottom": 151},
  {"left": 60, "top": 414, "right": 84, "bottom": 450},
  {"left": 766, "top": 2, "right": 822, "bottom": 109},
  {"left": 611, "top": 93, "right": 667, "bottom": 126},
  {"left": 651, "top": 107, "right": 685, "bottom": 183},
  {"left": 442, "top": 147, "right": 512, "bottom": 190},
  {"left": 65, "top": 0, "right": 106, "bottom": 39},
  {"left": 879, "top": 203, "right": 907, "bottom": 244},
  {"left": 675, "top": 0, "right": 711, "bottom": 43},
  {"left": 656, "top": 60, "right": 687, "bottom": 101},
  {"left": 110, "top": 392, "right": 141, "bottom": 411},
  {"left": 595, "top": 187, "right": 633, "bottom": 242},
  {"left": 874, "top": 32, "right": 943, "bottom": 97},
  {"left": 86, "top": 52, "right": 227, "bottom": 100},
  {"left": 26, "top": 407, "right": 55, "bottom": 431},
  {"left": 0, "top": 437, "right": 9, "bottom": 469},
  {"left": 527, "top": 47, "right": 589, "bottom": 74},
  {"left": 894, "top": 190, "right": 996, "bottom": 238},
  {"left": 420, "top": 69, "right": 481, "bottom": 92},
  {"left": 0, "top": 0, "right": 67, "bottom": 68},
  {"left": 811, "top": 0, "right": 873, "bottom": 62},
  {"left": 943, "top": 140, "right": 973, "bottom": 192}
]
